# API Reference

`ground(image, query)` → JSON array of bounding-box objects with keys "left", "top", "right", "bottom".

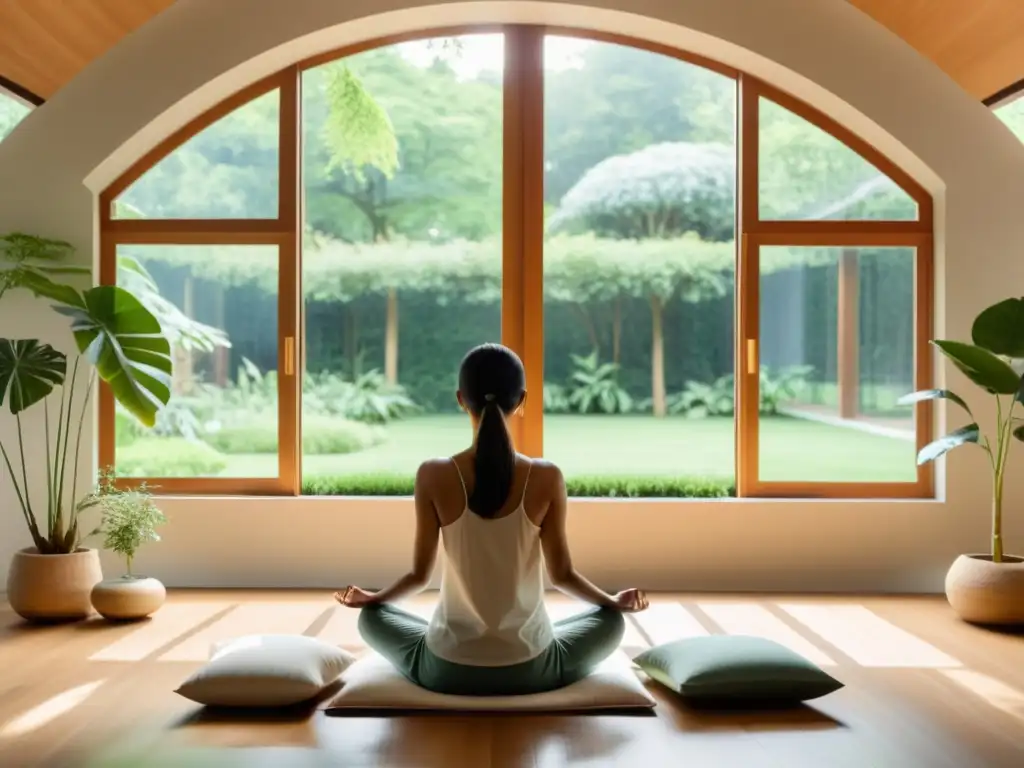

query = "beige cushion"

[
  {"left": 324, "top": 651, "right": 655, "bottom": 712},
  {"left": 175, "top": 634, "right": 356, "bottom": 707}
]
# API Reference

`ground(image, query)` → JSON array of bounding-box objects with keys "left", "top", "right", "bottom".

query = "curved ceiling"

[{"left": 0, "top": 0, "right": 1022, "bottom": 102}]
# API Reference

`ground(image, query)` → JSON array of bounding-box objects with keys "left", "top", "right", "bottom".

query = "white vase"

[
  {"left": 7, "top": 548, "right": 103, "bottom": 622},
  {"left": 945, "top": 553, "right": 1024, "bottom": 625},
  {"left": 91, "top": 575, "right": 166, "bottom": 620}
]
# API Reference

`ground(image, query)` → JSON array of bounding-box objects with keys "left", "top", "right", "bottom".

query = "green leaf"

[
  {"left": 972, "top": 297, "right": 1024, "bottom": 357},
  {"left": 53, "top": 286, "right": 172, "bottom": 427},
  {"left": 15, "top": 268, "right": 87, "bottom": 308},
  {"left": 896, "top": 388, "right": 973, "bottom": 417},
  {"left": 0, "top": 340, "right": 67, "bottom": 414},
  {"left": 932, "top": 340, "right": 1022, "bottom": 394},
  {"left": 917, "top": 424, "right": 980, "bottom": 465}
]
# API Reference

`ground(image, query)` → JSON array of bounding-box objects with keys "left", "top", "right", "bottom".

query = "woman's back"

[{"left": 425, "top": 454, "right": 555, "bottom": 667}]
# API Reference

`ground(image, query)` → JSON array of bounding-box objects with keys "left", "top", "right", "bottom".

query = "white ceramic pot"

[
  {"left": 90, "top": 576, "right": 166, "bottom": 621},
  {"left": 945, "top": 553, "right": 1024, "bottom": 625},
  {"left": 7, "top": 547, "right": 103, "bottom": 621}
]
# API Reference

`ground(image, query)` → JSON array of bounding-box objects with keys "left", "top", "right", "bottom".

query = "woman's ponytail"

[{"left": 469, "top": 397, "right": 516, "bottom": 518}]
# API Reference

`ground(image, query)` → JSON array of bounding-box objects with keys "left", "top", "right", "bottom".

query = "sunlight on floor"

[
  {"left": 0, "top": 680, "right": 105, "bottom": 738},
  {"left": 632, "top": 603, "right": 709, "bottom": 644},
  {"left": 941, "top": 669, "right": 1024, "bottom": 721},
  {"left": 777, "top": 604, "right": 960, "bottom": 668},
  {"left": 89, "top": 603, "right": 230, "bottom": 662},
  {"left": 699, "top": 603, "right": 836, "bottom": 666},
  {"left": 158, "top": 603, "right": 326, "bottom": 662}
]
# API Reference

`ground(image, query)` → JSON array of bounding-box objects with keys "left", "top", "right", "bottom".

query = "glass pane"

[
  {"left": 114, "top": 244, "right": 280, "bottom": 478},
  {"left": 113, "top": 90, "right": 280, "bottom": 219},
  {"left": 758, "top": 246, "right": 917, "bottom": 482},
  {"left": 300, "top": 35, "right": 504, "bottom": 495},
  {"left": 0, "top": 91, "right": 31, "bottom": 142},
  {"left": 543, "top": 36, "right": 737, "bottom": 497},
  {"left": 995, "top": 98, "right": 1024, "bottom": 143},
  {"left": 759, "top": 97, "right": 917, "bottom": 221}
]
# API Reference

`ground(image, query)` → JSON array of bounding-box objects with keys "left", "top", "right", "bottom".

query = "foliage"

[
  {"left": 565, "top": 352, "right": 633, "bottom": 415},
  {"left": 151, "top": 400, "right": 203, "bottom": 441},
  {"left": 303, "top": 369, "right": 419, "bottom": 424},
  {"left": 302, "top": 472, "right": 734, "bottom": 498},
  {"left": 322, "top": 62, "right": 399, "bottom": 179},
  {"left": 86, "top": 470, "right": 166, "bottom": 577},
  {"left": 543, "top": 383, "right": 571, "bottom": 414},
  {"left": 759, "top": 365, "right": 814, "bottom": 415},
  {"left": 548, "top": 142, "right": 735, "bottom": 241},
  {"left": 671, "top": 374, "right": 735, "bottom": 417},
  {"left": 117, "top": 437, "right": 227, "bottom": 478},
  {"left": 898, "top": 296, "right": 1024, "bottom": 562},
  {"left": 205, "top": 417, "right": 384, "bottom": 455}
]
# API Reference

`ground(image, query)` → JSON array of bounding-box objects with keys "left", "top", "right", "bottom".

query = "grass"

[{"left": 213, "top": 413, "right": 917, "bottom": 493}]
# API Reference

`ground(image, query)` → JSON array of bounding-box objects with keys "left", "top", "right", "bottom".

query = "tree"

[
  {"left": 549, "top": 141, "right": 735, "bottom": 416},
  {"left": 306, "top": 45, "right": 502, "bottom": 383}
]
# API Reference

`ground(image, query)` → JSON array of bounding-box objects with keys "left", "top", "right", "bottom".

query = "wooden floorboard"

[{"left": 0, "top": 591, "right": 1022, "bottom": 767}]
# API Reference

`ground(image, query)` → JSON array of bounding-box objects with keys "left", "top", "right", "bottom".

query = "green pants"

[{"left": 358, "top": 603, "right": 625, "bottom": 696}]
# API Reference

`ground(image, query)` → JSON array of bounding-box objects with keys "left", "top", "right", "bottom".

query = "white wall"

[{"left": 2, "top": 0, "right": 1023, "bottom": 593}]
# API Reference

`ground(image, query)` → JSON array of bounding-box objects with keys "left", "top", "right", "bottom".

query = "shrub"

[
  {"left": 115, "top": 410, "right": 143, "bottom": 447},
  {"left": 543, "top": 383, "right": 571, "bottom": 414},
  {"left": 205, "top": 417, "right": 385, "bottom": 455},
  {"left": 117, "top": 438, "right": 227, "bottom": 478},
  {"left": 302, "top": 473, "right": 734, "bottom": 498},
  {"left": 566, "top": 352, "right": 632, "bottom": 415},
  {"left": 303, "top": 370, "right": 419, "bottom": 424}
]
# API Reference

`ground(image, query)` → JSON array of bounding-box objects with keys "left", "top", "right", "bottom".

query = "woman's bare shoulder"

[
  {"left": 416, "top": 457, "right": 458, "bottom": 487},
  {"left": 524, "top": 457, "right": 565, "bottom": 489}
]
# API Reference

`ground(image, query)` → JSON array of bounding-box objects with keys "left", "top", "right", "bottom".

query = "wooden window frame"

[{"left": 98, "top": 27, "right": 934, "bottom": 500}]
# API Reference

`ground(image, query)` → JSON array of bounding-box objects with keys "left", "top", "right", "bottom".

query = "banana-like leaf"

[
  {"left": 972, "top": 297, "right": 1024, "bottom": 357},
  {"left": 12, "top": 267, "right": 87, "bottom": 308},
  {"left": 53, "top": 286, "right": 172, "bottom": 427},
  {"left": 917, "top": 423, "right": 980, "bottom": 465},
  {"left": 897, "top": 388, "right": 973, "bottom": 417},
  {"left": 932, "top": 340, "right": 1021, "bottom": 395},
  {"left": 0, "top": 340, "right": 67, "bottom": 414}
]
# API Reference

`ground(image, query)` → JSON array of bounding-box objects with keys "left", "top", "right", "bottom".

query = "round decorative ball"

[{"left": 91, "top": 576, "right": 166, "bottom": 621}]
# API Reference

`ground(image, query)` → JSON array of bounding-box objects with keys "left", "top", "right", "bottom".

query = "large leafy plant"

[
  {"left": 899, "top": 297, "right": 1024, "bottom": 563},
  {"left": 0, "top": 233, "right": 172, "bottom": 554},
  {"left": 566, "top": 352, "right": 633, "bottom": 415}
]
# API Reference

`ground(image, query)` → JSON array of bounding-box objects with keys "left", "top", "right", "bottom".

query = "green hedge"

[
  {"left": 205, "top": 418, "right": 385, "bottom": 455},
  {"left": 118, "top": 437, "right": 228, "bottom": 477},
  {"left": 301, "top": 474, "right": 734, "bottom": 498}
]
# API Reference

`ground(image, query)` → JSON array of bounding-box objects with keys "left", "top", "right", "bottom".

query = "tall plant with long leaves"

[
  {"left": 899, "top": 297, "right": 1024, "bottom": 563},
  {"left": 0, "top": 233, "right": 173, "bottom": 554}
]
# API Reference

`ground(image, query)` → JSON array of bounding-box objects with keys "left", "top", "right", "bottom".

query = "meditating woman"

[{"left": 336, "top": 343, "right": 648, "bottom": 696}]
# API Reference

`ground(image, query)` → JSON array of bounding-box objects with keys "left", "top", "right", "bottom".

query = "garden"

[{"left": 109, "top": 35, "right": 920, "bottom": 495}]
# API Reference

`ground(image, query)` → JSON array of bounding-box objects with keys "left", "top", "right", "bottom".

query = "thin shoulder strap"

[
  {"left": 519, "top": 458, "right": 533, "bottom": 507},
  {"left": 451, "top": 457, "right": 468, "bottom": 509}
]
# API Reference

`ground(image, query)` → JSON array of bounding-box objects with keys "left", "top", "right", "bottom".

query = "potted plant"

[
  {"left": 88, "top": 470, "right": 167, "bottom": 620},
  {"left": 1, "top": 232, "right": 172, "bottom": 621},
  {"left": 899, "top": 296, "right": 1024, "bottom": 624}
]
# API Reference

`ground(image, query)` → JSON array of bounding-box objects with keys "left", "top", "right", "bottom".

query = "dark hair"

[{"left": 458, "top": 343, "right": 526, "bottom": 518}]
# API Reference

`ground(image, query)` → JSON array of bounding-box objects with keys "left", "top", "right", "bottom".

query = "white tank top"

[{"left": 425, "top": 459, "right": 555, "bottom": 667}]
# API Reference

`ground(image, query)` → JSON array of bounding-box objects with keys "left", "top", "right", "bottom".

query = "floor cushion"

[{"left": 324, "top": 651, "right": 655, "bottom": 712}]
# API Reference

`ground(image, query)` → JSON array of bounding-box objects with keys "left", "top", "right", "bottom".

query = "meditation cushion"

[
  {"left": 632, "top": 635, "right": 843, "bottom": 702},
  {"left": 175, "top": 634, "right": 356, "bottom": 707},
  {"left": 325, "top": 651, "right": 655, "bottom": 712}
]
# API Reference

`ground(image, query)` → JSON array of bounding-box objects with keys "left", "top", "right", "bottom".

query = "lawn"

[{"left": 220, "top": 414, "right": 917, "bottom": 485}]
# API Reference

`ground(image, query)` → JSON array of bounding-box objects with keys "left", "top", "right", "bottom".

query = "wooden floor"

[{"left": 1, "top": 592, "right": 1023, "bottom": 767}]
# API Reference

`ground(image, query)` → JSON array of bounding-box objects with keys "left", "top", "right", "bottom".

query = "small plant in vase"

[
  {"left": 88, "top": 470, "right": 168, "bottom": 621},
  {"left": 899, "top": 296, "right": 1024, "bottom": 625}
]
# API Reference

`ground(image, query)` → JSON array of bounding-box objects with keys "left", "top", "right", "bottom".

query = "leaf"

[
  {"left": 917, "top": 424, "right": 980, "bottom": 465},
  {"left": 0, "top": 340, "right": 67, "bottom": 414},
  {"left": 972, "top": 297, "right": 1024, "bottom": 357},
  {"left": 54, "top": 286, "right": 172, "bottom": 427},
  {"left": 1015, "top": 425, "right": 1024, "bottom": 443},
  {"left": 7, "top": 267, "right": 87, "bottom": 308},
  {"left": 932, "top": 340, "right": 1021, "bottom": 395},
  {"left": 896, "top": 388, "right": 973, "bottom": 417}
]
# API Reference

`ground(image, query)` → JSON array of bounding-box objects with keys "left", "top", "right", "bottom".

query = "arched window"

[{"left": 99, "top": 27, "right": 933, "bottom": 499}]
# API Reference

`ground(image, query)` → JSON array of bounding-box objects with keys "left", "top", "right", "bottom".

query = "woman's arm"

[
  {"left": 337, "top": 462, "right": 441, "bottom": 607},
  {"left": 539, "top": 465, "right": 630, "bottom": 609}
]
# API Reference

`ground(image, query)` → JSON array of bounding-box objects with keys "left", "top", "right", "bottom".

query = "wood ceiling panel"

[
  {"left": 0, "top": 0, "right": 176, "bottom": 100},
  {"left": 1, "top": 1, "right": 1024, "bottom": 102}
]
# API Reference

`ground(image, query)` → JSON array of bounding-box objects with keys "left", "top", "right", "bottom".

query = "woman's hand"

[
  {"left": 334, "top": 586, "right": 380, "bottom": 608},
  {"left": 612, "top": 588, "right": 649, "bottom": 613}
]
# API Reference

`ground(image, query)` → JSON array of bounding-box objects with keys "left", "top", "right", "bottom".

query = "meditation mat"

[{"left": 324, "top": 651, "right": 656, "bottom": 713}]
